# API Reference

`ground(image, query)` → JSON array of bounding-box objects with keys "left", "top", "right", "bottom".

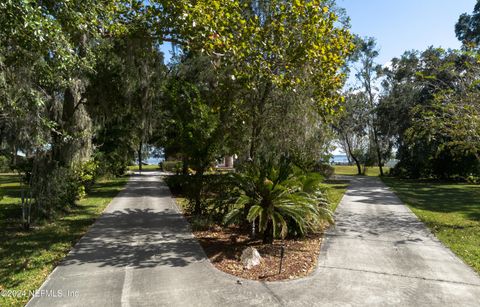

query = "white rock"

[{"left": 240, "top": 247, "right": 262, "bottom": 269}]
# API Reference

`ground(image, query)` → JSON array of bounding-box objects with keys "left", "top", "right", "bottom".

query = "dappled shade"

[{"left": 60, "top": 208, "right": 205, "bottom": 269}]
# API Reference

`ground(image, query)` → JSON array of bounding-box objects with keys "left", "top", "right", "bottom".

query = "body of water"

[
  {"left": 147, "top": 157, "right": 164, "bottom": 165},
  {"left": 331, "top": 155, "right": 399, "bottom": 167},
  {"left": 140, "top": 155, "right": 351, "bottom": 165},
  {"left": 332, "top": 155, "right": 349, "bottom": 164},
  {"left": 135, "top": 157, "right": 164, "bottom": 165}
]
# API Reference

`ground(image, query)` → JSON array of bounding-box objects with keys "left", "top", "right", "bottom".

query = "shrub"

[
  {"left": 94, "top": 151, "right": 128, "bottom": 177},
  {"left": 313, "top": 163, "right": 334, "bottom": 178},
  {"left": 189, "top": 215, "right": 215, "bottom": 231},
  {"left": 15, "top": 156, "right": 34, "bottom": 184},
  {"left": 31, "top": 163, "right": 79, "bottom": 218},
  {"left": 224, "top": 157, "right": 333, "bottom": 244},
  {"left": 164, "top": 174, "right": 205, "bottom": 215},
  {"left": 466, "top": 175, "right": 479, "bottom": 184},
  {"left": 164, "top": 174, "right": 189, "bottom": 195},
  {"left": 165, "top": 173, "right": 237, "bottom": 223},
  {"left": 390, "top": 164, "right": 414, "bottom": 178},
  {"left": 160, "top": 160, "right": 182, "bottom": 173},
  {"left": 73, "top": 160, "right": 99, "bottom": 198},
  {"left": 0, "top": 155, "right": 11, "bottom": 172}
]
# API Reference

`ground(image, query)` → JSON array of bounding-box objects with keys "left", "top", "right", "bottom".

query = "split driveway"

[{"left": 28, "top": 172, "right": 480, "bottom": 306}]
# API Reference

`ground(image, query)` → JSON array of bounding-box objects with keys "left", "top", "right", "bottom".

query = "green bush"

[
  {"left": 165, "top": 173, "right": 237, "bottom": 222},
  {"left": 94, "top": 151, "right": 128, "bottom": 177},
  {"left": 224, "top": 156, "right": 333, "bottom": 244},
  {"left": 164, "top": 174, "right": 189, "bottom": 195},
  {"left": 160, "top": 160, "right": 182, "bottom": 173},
  {"left": 313, "top": 163, "right": 334, "bottom": 178},
  {"left": 466, "top": 175, "right": 479, "bottom": 184},
  {"left": 14, "top": 156, "right": 33, "bottom": 184},
  {"left": 31, "top": 164, "right": 79, "bottom": 217},
  {"left": 390, "top": 165, "right": 413, "bottom": 178},
  {"left": 164, "top": 174, "right": 205, "bottom": 214},
  {"left": 0, "top": 155, "right": 11, "bottom": 172},
  {"left": 189, "top": 215, "right": 215, "bottom": 231},
  {"left": 73, "top": 160, "right": 99, "bottom": 198}
]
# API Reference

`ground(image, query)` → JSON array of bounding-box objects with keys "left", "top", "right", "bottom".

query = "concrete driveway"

[{"left": 27, "top": 172, "right": 480, "bottom": 306}]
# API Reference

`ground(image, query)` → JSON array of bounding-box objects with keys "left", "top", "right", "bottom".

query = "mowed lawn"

[
  {"left": 323, "top": 180, "right": 349, "bottom": 212},
  {"left": 334, "top": 165, "right": 389, "bottom": 177},
  {"left": 0, "top": 173, "right": 128, "bottom": 307},
  {"left": 128, "top": 164, "right": 160, "bottom": 171},
  {"left": 382, "top": 177, "right": 480, "bottom": 274}
]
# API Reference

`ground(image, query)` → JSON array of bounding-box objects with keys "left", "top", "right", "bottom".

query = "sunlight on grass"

[
  {"left": 334, "top": 165, "right": 389, "bottom": 177},
  {"left": 382, "top": 177, "right": 480, "bottom": 273},
  {"left": 128, "top": 164, "right": 160, "bottom": 171},
  {"left": 0, "top": 174, "right": 128, "bottom": 307},
  {"left": 322, "top": 180, "right": 348, "bottom": 212}
]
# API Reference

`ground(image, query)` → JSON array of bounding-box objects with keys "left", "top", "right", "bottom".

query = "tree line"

[
  {"left": 1, "top": 0, "right": 478, "bottom": 242},
  {"left": 335, "top": 1, "right": 480, "bottom": 181},
  {"left": 1, "top": 0, "right": 352, "bottom": 241}
]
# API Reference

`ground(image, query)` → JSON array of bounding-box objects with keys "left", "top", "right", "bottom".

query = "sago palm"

[{"left": 224, "top": 158, "right": 333, "bottom": 244}]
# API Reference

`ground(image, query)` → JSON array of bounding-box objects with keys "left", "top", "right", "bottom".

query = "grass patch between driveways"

[
  {"left": 0, "top": 173, "right": 129, "bottom": 307},
  {"left": 323, "top": 180, "right": 348, "bottom": 212},
  {"left": 334, "top": 165, "right": 389, "bottom": 177},
  {"left": 128, "top": 164, "right": 160, "bottom": 171},
  {"left": 382, "top": 177, "right": 480, "bottom": 274}
]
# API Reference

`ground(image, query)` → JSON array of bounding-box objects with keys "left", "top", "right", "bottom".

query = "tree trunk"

[
  {"left": 138, "top": 140, "right": 143, "bottom": 172},
  {"left": 12, "top": 143, "right": 17, "bottom": 167},
  {"left": 345, "top": 135, "right": 362, "bottom": 175},
  {"left": 53, "top": 81, "right": 93, "bottom": 166},
  {"left": 355, "top": 157, "right": 363, "bottom": 175},
  {"left": 372, "top": 128, "right": 384, "bottom": 176},
  {"left": 182, "top": 157, "right": 189, "bottom": 175},
  {"left": 262, "top": 220, "right": 274, "bottom": 244},
  {"left": 224, "top": 155, "right": 234, "bottom": 168},
  {"left": 249, "top": 80, "right": 271, "bottom": 160},
  {"left": 249, "top": 120, "right": 259, "bottom": 160},
  {"left": 366, "top": 83, "right": 384, "bottom": 177},
  {"left": 192, "top": 168, "right": 205, "bottom": 216},
  {"left": 376, "top": 147, "right": 384, "bottom": 176},
  {"left": 51, "top": 34, "right": 92, "bottom": 166}
]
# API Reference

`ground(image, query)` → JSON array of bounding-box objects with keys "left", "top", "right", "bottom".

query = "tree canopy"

[{"left": 1, "top": 0, "right": 355, "bottom": 219}]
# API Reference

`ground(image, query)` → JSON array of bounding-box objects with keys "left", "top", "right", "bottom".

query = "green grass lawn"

[
  {"left": 0, "top": 173, "right": 128, "bottom": 307},
  {"left": 382, "top": 177, "right": 480, "bottom": 274},
  {"left": 323, "top": 180, "right": 348, "bottom": 211},
  {"left": 334, "top": 165, "right": 389, "bottom": 177},
  {"left": 128, "top": 164, "right": 160, "bottom": 171}
]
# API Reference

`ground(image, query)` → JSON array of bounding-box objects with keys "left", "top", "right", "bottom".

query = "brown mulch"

[{"left": 191, "top": 224, "right": 323, "bottom": 281}]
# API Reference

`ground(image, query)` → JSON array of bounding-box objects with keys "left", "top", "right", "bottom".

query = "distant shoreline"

[
  {"left": 138, "top": 155, "right": 351, "bottom": 165},
  {"left": 332, "top": 154, "right": 348, "bottom": 164}
]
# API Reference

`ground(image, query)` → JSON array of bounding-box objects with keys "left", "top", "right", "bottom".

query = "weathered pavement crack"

[
  {"left": 324, "top": 234, "right": 440, "bottom": 246},
  {"left": 319, "top": 265, "right": 480, "bottom": 287},
  {"left": 260, "top": 282, "right": 285, "bottom": 306}
]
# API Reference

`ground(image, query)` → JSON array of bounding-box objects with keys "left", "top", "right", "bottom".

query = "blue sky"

[{"left": 337, "top": 0, "right": 477, "bottom": 65}]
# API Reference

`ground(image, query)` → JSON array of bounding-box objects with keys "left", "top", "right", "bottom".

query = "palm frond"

[{"left": 222, "top": 159, "right": 336, "bottom": 242}]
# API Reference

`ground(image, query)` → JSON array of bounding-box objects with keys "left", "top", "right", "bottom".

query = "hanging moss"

[{"left": 52, "top": 79, "right": 93, "bottom": 166}]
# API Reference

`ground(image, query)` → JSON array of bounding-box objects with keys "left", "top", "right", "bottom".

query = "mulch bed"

[{"left": 191, "top": 224, "right": 323, "bottom": 281}]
